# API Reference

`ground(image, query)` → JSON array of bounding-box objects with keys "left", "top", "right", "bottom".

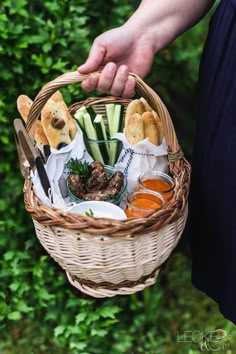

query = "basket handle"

[{"left": 26, "top": 70, "right": 182, "bottom": 161}]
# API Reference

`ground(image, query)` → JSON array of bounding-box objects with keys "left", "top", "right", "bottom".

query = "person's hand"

[
  {"left": 78, "top": 26, "right": 156, "bottom": 98},
  {"left": 78, "top": 0, "right": 214, "bottom": 98}
]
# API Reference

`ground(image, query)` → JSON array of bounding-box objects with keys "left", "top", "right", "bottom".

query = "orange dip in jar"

[
  {"left": 125, "top": 190, "right": 166, "bottom": 218},
  {"left": 138, "top": 171, "right": 175, "bottom": 201}
]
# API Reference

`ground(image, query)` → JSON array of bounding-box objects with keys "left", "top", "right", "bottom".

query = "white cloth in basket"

[
  {"left": 114, "top": 133, "right": 168, "bottom": 193},
  {"left": 31, "top": 124, "right": 93, "bottom": 208}
]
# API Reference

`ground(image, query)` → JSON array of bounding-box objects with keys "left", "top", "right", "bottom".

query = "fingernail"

[
  {"left": 107, "top": 62, "right": 116, "bottom": 72},
  {"left": 127, "top": 75, "right": 134, "bottom": 85},
  {"left": 90, "top": 76, "right": 97, "bottom": 85},
  {"left": 120, "top": 65, "right": 128, "bottom": 74}
]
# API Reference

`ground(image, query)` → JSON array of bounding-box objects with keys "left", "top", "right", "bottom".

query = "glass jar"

[
  {"left": 125, "top": 190, "right": 166, "bottom": 218},
  {"left": 137, "top": 170, "right": 175, "bottom": 201},
  {"left": 85, "top": 138, "right": 122, "bottom": 166}
]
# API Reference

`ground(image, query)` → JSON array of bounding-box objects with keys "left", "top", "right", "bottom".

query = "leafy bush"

[{"left": 1, "top": 1, "right": 234, "bottom": 353}]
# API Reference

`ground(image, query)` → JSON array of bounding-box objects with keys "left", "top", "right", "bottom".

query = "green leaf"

[
  {"left": 0, "top": 136, "right": 9, "bottom": 144},
  {"left": 42, "top": 42, "right": 52, "bottom": 53},
  {"left": 69, "top": 342, "right": 87, "bottom": 351},
  {"left": 54, "top": 325, "right": 66, "bottom": 338},
  {"left": 16, "top": 301, "right": 33, "bottom": 313},
  {"left": 90, "top": 329, "right": 107, "bottom": 337},
  {"left": 0, "top": 291, "right": 6, "bottom": 300},
  {"left": 3, "top": 251, "right": 15, "bottom": 261},
  {"left": 7, "top": 311, "right": 22, "bottom": 321},
  {"left": 37, "top": 288, "right": 54, "bottom": 301},
  {"left": 75, "top": 312, "right": 87, "bottom": 324},
  {"left": 98, "top": 306, "right": 121, "bottom": 319},
  {"left": 9, "top": 282, "right": 20, "bottom": 292}
]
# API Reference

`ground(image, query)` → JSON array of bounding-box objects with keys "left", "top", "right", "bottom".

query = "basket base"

[{"left": 66, "top": 266, "right": 161, "bottom": 298}]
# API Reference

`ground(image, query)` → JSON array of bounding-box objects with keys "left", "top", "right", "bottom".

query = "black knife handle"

[
  {"left": 43, "top": 144, "right": 51, "bottom": 162},
  {"left": 35, "top": 156, "right": 51, "bottom": 198}
]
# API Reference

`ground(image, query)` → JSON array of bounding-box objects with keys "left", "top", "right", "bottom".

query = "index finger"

[{"left": 78, "top": 42, "right": 106, "bottom": 74}]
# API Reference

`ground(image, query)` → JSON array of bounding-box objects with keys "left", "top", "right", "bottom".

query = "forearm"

[{"left": 123, "top": 0, "right": 215, "bottom": 53}]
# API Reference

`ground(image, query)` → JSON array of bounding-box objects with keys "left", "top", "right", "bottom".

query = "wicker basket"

[{"left": 21, "top": 71, "right": 191, "bottom": 298}]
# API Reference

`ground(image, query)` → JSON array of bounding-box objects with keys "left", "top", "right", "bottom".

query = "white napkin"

[
  {"left": 32, "top": 124, "right": 93, "bottom": 209},
  {"left": 113, "top": 133, "right": 168, "bottom": 193}
]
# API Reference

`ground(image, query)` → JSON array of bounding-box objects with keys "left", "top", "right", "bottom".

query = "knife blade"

[
  {"left": 14, "top": 119, "right": 52, "bottom": 198},
  {"left": 17, "top": 130, "right": 37, "bottom": 170},
  {"left": 14, "top": 133, "right": 29, "bottom": 178}
]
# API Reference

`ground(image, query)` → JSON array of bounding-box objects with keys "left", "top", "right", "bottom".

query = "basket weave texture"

[{"left": 22, "top": 71, "right": 191, "bottom": 298}]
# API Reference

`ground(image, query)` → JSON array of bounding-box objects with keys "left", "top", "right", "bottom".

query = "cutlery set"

[{"left": 14, "top": 118, "right": 51, "bottom": 198}]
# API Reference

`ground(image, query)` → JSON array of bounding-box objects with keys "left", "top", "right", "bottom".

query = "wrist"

[
  {"left": 122, "top": 0, "right": 215, "bottom": 54},
  {"left": 122, "top": 8, "right": 178, "bottom": 54}
]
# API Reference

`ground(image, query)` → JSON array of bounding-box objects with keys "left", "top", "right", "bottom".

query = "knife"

[
  {"left": 14, "top": 133, "right": 29, "bottom": 178},
  {"left": 14, "top": 119, "right": 52, "bottom": 198}
]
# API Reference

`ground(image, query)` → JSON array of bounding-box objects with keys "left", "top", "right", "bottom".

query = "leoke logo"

[{"left": 177, "top": 329, "right": 229, "bottom": 351}]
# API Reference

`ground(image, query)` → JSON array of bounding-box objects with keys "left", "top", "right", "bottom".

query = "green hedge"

[{"left": 1, "top": 1, "right": 235, "bottom": 353}]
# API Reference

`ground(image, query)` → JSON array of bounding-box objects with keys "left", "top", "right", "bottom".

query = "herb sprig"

[
  {"left": 85, "top": 208, "right": 95, "bottom": 217},
  {"left": 66, "top": 159, "right": 90, "bottom": 183}
]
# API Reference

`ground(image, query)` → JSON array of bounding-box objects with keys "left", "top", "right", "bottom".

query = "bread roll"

[
  {"left": 34, "top": 121, "right": 50, "bottom": 145},
  {"left": 151, "top": 110, "right": 164, "bottom": 144},
  {"left": 51, "top": 90, "right": 77, "bottom": 140},
  {"left": 17, "top": 95, "right": 32, "bottom": 121},
  {"left": 139, "top": 97, "right": 164, "bottom": 142},
  {"left": 125, "top": 113, "right": 144, "bottom": 144},
  {"left": 140, "top": 97, "right": 153, "bottom": 112},
  {"left": 17, "top": 91, "right": 77, "bottom": 148},
  {"left": 41, "top": 98, "right": 73, "bottom": 149},
  {"left": 40, "top": 90, "right": 77, "bottom": 148},
  {"left": 142, "top": 111, "right": 159, "bottom": 145},
  {"left": 125, "top": 99, "right": 146, "bottom": 130},
  {"left": 51, "top": 90, "right": 64, "bottom": 102},
  {"left": 68, "top": 118, "right": 77, "bottom": 140},
  {"left": 17, "top": 95, "right": 49, "bottom": 145}
]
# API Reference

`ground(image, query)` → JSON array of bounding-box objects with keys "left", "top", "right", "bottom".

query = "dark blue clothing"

[{"left": 189, "top": 0, "right": 236, "bottom": 324}]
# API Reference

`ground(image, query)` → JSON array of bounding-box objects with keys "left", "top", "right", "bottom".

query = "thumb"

[{"left": 78, "top": 42, "right": 106, "bottom": 74}]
